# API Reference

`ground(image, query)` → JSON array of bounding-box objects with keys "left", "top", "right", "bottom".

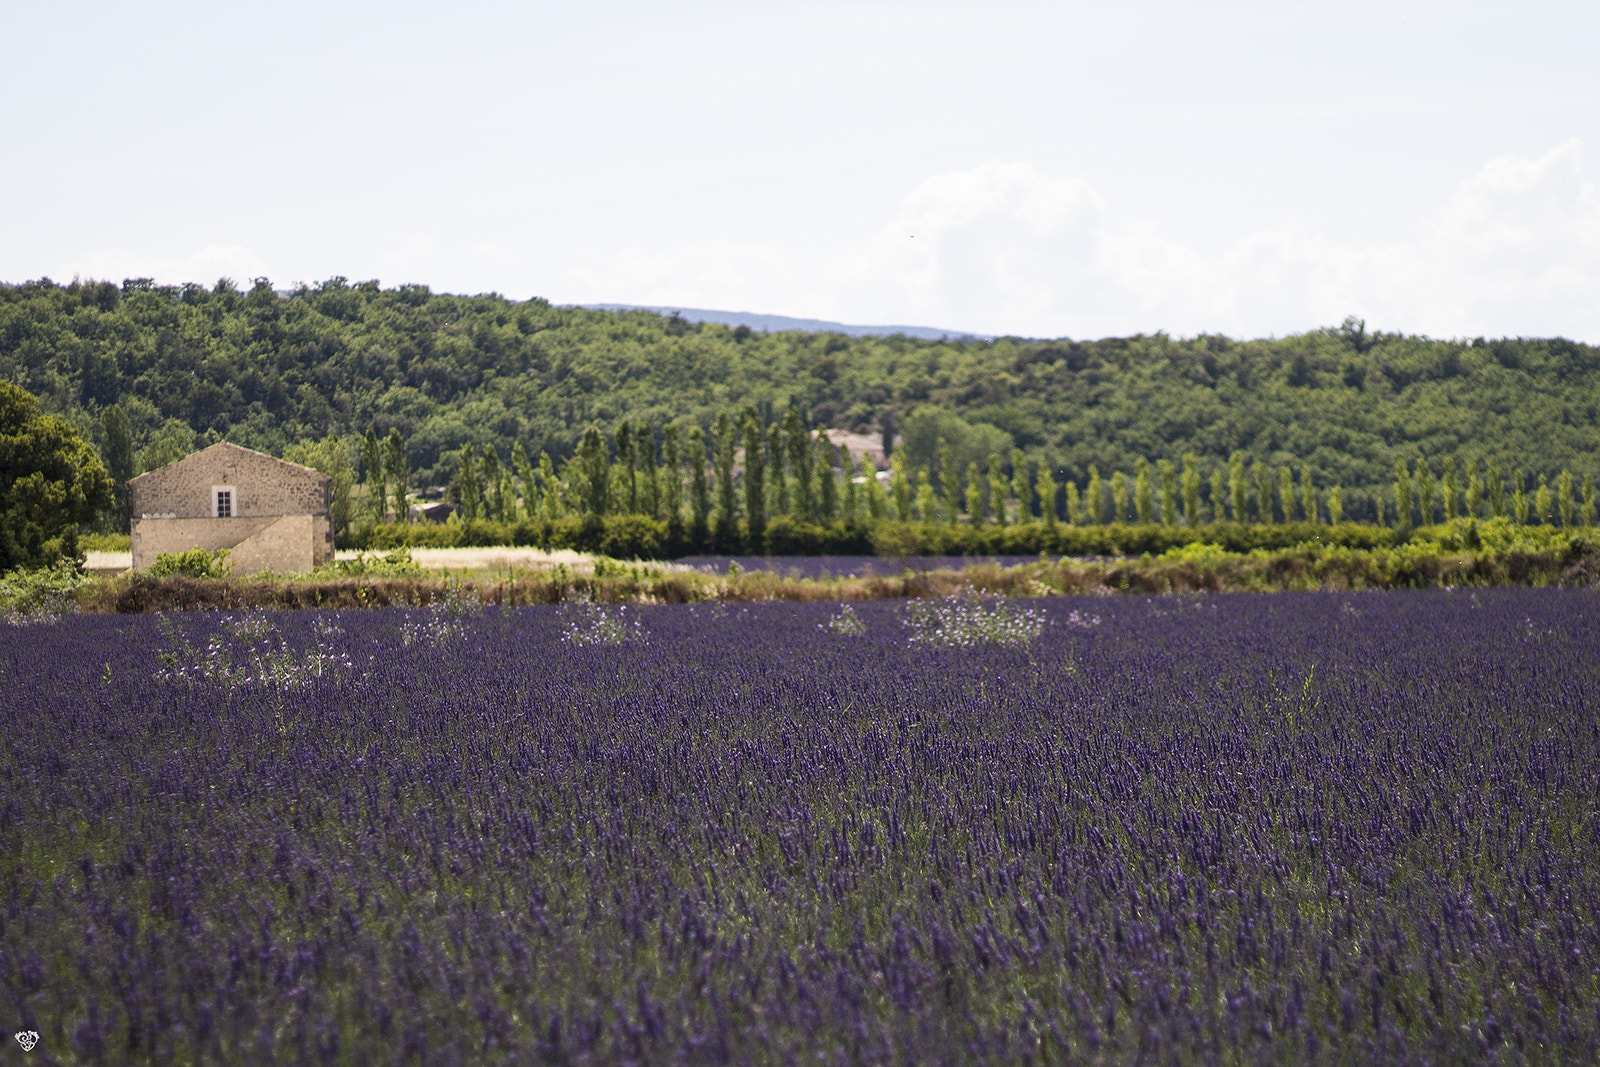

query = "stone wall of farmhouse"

[
  {"left": 129, "top": 444, "right": 328, "bottom": 520},
  {"left": 131, "top": 515, "right": 331, "bottom": 574},
  {"left": 128, "top": 443, "right": 332, "bottom": 574}
]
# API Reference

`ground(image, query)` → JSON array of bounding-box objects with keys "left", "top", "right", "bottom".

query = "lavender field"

[{"left": 4, "top": 590, "right": 1598, "bottom": 1064}]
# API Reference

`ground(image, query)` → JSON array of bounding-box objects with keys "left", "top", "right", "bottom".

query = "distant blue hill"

[{"left": 580, "top": 304, "right": 988, "bottom": 341}]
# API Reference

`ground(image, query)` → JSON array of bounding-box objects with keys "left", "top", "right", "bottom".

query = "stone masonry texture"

[{"left": 128, "top": 442, "right": 332, "bottom": 574}]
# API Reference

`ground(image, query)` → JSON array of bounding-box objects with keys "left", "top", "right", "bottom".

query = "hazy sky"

[{"left": 4, "top": 1, "right": 1597, "bottom": 339}]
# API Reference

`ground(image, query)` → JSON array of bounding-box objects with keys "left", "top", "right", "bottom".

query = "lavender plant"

[
  {"left": 820, "top": 602, "right": 867, "bottom": 635},
  {"left": 558, "top": 594, "right": 646, "bottom": 644},
  {"left": 902, "top": 591, "right": 1047, "bottom": 648},
  {"left": 155, "top": 608, "right": 354, "bottom": 689},
  {"left": 398, "top": 580, "right": 482, "bottom": 648},
  {"left": 4, "top": 591, "right": 1598, "bottom": 1063}
]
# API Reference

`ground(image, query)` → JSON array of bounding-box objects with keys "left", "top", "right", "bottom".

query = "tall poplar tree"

[
  {"left": 536, "top": 451, "right": 560, "bottom": 520},
  {"left": 454, "top": 444, "right": 482, "bottom": 521},
  {"left": 1158, "top": 458, "right": 1177, "bottom": 526},
  {"left": 816, "top": 436, "right": 839, "bottom": 522},
  {"left": 1416, "top": 456, "right": 1435, "bottom": 525},
  {"left": 786, "top": 410, "right": 814, "bottom": 519},
  {"left": 1011, "top": 448, "right": 1031, "bottom": 524},
  {"left": 1228, "top": 453, "right": 1246, "bottom": 522},
  {"left": 494, "top": 455, "right": 510, "bottom": 523},
  {"left": 577, "top": 428, "right": 609, "bottom": 517},
  {"left": 767, "top": 423, "right": 788, "bottom": 516},
  {"left": 1441, "top": 457, "right": 1458, "bottom": 519},
  {"left": 965, "top": 461, "right": 984, "bottom": 525},
  {"left": 1087, "top": 466, "right": 1104, "bottom": 524},
  {"left": 1252, "top": 460, "right": 1273, "bottom": 523},
  {"left": 662, "top": 425, "right": 684, "bottom": 538},
  {"left": 1037, "top": 463, "right": 1058, "bottom": 525},
  {"left": 1278, "top": 465, "right": 1295, "bottom": 526},
  {"left": 742, "top": 412, "right": 765, "bottom": 542},
  {"left": 386, "top": 431, "right": 409, "bottom": 523},
  {"left": 615, "top": 421, "right": 637, "bottom": 514},
  {"left": 481, "top": 447, "right": 505, "bottom": 522},
  {"left": 1556, "top": 469, "right": 1575, "bottom": 527},
  {"left": 915, "top": 469, "right": 937, "bottom": 523},
  {"left": 1488, "top": 462, "right": 1505, "bottom": 518},
  {"left": 714, "top": 412, "right": 737, "bottom": 545},
  {"left": 1393, "top": 459, "right": 1413, "bottom": 529},
  {"left": 989, "top": 454, "right": 1009, "bottom": 526},
  {"left": 688, "top": 426, "right": 710, "bottom": 542},
  {"left": 889, "top": 449, "right": 912, "bottom": 521},
  {"left": 512, "top": 442, "right": 537, "bottom": 523},
  {"left": 637, "top": 423, "right": 660, "bottom": 520},
  {"left": 1181, "top": 453, "right": 1200, "bottom": 527},
  {"left": 1300, "top": 466, "right": 1316, "bottom": 523},
  {"left": 939, "top": 440, "right": 960, "bottom": 523},
  {"left": 1134, "top": 458, "right": 1153, "bottom": 524},
  {"left": 362, "top": 428, "right": 385, "bottom": 523},
  {"left": 866, "top": 459, "right": 888, "bottom": 520},
  {"left": 840, "top": 446, "right": 859, "bottom": 522}
]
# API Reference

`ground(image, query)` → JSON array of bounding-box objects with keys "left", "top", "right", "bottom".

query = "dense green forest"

[{"left": 3, "top": 275, "right": 1598, "bottom": 528}]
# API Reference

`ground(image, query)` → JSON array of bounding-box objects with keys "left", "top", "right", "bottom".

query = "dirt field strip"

[
  {"left": 340, "top": 546, "right": 602, "bottom": 572},
  {"left": 83, "top": 547, "right": 610, "bottom": 576}
]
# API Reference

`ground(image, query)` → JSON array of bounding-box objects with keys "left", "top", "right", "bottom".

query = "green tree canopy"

[
  {"left": 899, "top": 406, "right": 1014, "bottom": 486},
  {"left": 1, "top": 380, "right": 113, "bottom": 571},
  {"left": 283, "top": 435, "right": 355, "bottom": 538},
  {"left": 4, "top": 276, "right": 1597, "bottom": 523},
  {"left": 100, "top": 404, "right": 133, "bottom": 529}
]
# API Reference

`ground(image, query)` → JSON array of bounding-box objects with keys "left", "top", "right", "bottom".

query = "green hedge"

[
  {"left": 340, "top": 515, "right": 1431, "bottom": 558},
  {"left": 340, "top": 516, "right": 1597, "bottom": 560},
  {"left": 344, "top": 514, "right": 878, "bottom": 558},
  {"left": 866, "top": 520, "right": 1398, "bottom": 557}
]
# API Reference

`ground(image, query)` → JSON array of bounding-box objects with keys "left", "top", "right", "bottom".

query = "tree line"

[
  {"left": 4, "top": 276, "right": 1598, "bottom": 528},
  {"left": 2, "top": 363, "right": 1594, "bottom": 574},
  {"left": 351, "top": 409, "right": 1597, "bottom": 551}
]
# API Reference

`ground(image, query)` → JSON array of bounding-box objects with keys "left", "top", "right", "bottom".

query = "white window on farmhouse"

[{"left": 214, "top": 486, "right": 235, "bottom": 518}]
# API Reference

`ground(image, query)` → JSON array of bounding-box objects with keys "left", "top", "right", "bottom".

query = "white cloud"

[
  {"left": 825, "top": 143, "right": 1600, "bottom": 339},
  {"left": 836, "top": 162, "right": 1112, "bottom": 333},
  {"left": 1385, "top": 138, "right": 1600, "bottom": 335},
  {"left": 84, "top": 145, "right": 1593, "bottom": 342}
]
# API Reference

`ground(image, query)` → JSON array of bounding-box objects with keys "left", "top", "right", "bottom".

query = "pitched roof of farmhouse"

[{"left": 126, "top": 441, "right": 330, "bottom": 486}]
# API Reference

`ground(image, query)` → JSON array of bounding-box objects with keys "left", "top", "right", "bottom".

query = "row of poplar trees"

[
  {"left": 362, "top": 415, "right": 1598, "bottom": 533},
  {"left": 363, "top": 410, "right": 873, "bottom": 538}
]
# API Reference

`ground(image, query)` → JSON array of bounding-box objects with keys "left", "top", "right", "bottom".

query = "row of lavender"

[{"left": 4, "top": 590, "right": 1597, "bottom": 1063}]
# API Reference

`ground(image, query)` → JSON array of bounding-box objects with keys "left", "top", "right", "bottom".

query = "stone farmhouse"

[{"left": 128, "top": 442, "right": 333, "bottom": 575}]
